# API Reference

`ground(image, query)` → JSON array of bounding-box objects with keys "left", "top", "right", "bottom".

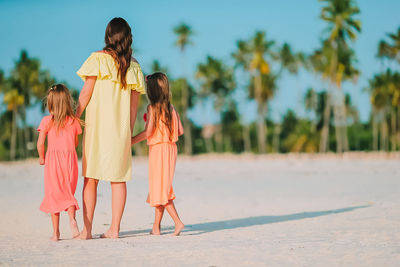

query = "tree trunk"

[
  {"left": 181, "top": 78, "right": 192, "bottom": 155},
  {"left": 380, "top": 112, "right": 389, "bottom": 151},
  {"left": 10, "top": 108, "right": 17, "bottom": 161},
  {"left": 333, "top": 105, "right": 343, "bottom": 153},
  {"left": 215, "top": 126, "right": 223, "bottom": 153},
  {"left": 243, "top": 124, "right": 251, "bottom": 153},
  {"left": 272, "top": 123, "right": 281, "bottom": 153},
  {"left": 205, "top": 137, "right": 213, "bottom": 153},
  {"left": 21, "top": 105, "right": 30, "bottom": 158},
  {"left": 255, "top": 74, "right": 266, "bottom": 154},
  {"left": 372, "top": 110, "right": 378, "bottom": 151},
  {"left": 319, "top": 92, "right": 331, "bottom": 153},
  {"left": 390, "top": 109, "right": 396, "bottom": 151}
]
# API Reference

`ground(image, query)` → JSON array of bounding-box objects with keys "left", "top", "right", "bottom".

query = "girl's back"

[
  {"left": 40, "top": 116, "right": 81, "bottom": 151},
  {"left": 147, "top": 107, "right": 181, "bottom": 145}
]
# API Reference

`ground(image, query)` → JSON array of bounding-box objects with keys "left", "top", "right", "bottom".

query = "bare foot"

[
  {"left": 70, "top": 219, "right": 80, "bottom": 238},
  {"left": 100, "top": 230, "right": 119, "bottom": 239},
  {"left": 150, "top": 225, "right": 161, "bottom": 235},
  {"left": 50, "top": 232, "right": 60, "bottom": 241},
  {"left": 172, "top": 223, "right": 184, "bottom": 236},
  {"left": 75, "top": 230, "right": 92, "bottom": 240}
]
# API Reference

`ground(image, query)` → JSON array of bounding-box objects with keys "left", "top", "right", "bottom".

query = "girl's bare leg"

[
  {"left": 164, "top": 200, "right": 184, "bottom": 236},
  {"left": 78, "top": 177, "right": 98, "bottom": 239},
  {"left": 67, "top": 206, "right": 79, "bottom": 238},
  {"left": 51, "top": 213, "right": 60, "bottom": 241},
  {"left": 151, "top": 206, "right": 165, "bottom": 235},
  {"left": 101, "top": 182, "right": 126, "bottom": 239}
]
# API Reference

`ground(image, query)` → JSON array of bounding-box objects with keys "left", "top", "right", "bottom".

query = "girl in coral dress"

[
  {"left": 132, "top": 72, "right": 185, "bottom": 236},
  {"left": 37, "top": 84, "right": 82, "bottom": 241}
]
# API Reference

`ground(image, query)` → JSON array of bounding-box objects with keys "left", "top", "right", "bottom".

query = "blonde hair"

[{"left": 46, "top": 84, "right": 80, "bottom": 130}]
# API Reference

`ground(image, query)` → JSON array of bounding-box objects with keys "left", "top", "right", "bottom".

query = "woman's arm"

[
  {"left": 131, "top": 105, "right": 154, "bottom": 145},
  {"left": 130, "top": 91, "right": 140, "bottom": 135},
  {"left": 37, "top": 131, "right": 46, "bottom": 165},
  {"left": 76, "top": 76, "right": 97, "bottom": 118}
]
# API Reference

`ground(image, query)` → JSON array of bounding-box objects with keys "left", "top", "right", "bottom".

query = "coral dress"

[
  {"left": 146, "top": 107, "right": 183, "bottom": 207},
  {"left": 77, "top": 52, "right": 145, "bottom": 182},
  {"left": 37, "top": 116, "right": 82, "bottom": 213}
]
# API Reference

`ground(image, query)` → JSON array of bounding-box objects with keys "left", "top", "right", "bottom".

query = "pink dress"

[
  {"left": 37, "top": 116, "right": 82, "bottom": 213},
  {"left": 145, "top": 107, "right": 183, "bottom": 207}
]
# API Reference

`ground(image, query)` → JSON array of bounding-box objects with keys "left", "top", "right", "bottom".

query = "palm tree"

[
  {"left": 248, "top": 72, "right": 278, "bottom": 151},
  {"left": 232, "top": 40, "right": 253, "bottom": 152},
  {"left": 274, "top": 43, "right": 305, "bottom": 152},
  {"left": 248, "top": 31, "right": 276, "bottom": 153},
  {"left": 173, "top": 23, "right": 194, "bottom": 155},
  {"left": 3, "top": 89, "right": 24, "bottom": 160},
  {"left": 196, "top": 56, "right": 235, "bottom": 152},
  {"left": 10, "top": 50, "right": 52, "bottom": 157},
  {"left": 377, "top": 27, "right": 400, "bottom": 64},
  {"left": 304, "top": 88, "right": 318, "bottom": 133},
  {"left": 319, "top": 0, "right": 361, "bottom": 153}
]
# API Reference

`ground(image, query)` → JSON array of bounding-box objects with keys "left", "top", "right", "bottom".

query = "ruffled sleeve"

[
  {"left": 76, "top": 53, "right": 146, "bottom": 94},
  {"left": 37, "top": 116, "right": 51, "bottom": 133},
  {"left": 127, "top": 62, "right": 145, "bottom": 94}
]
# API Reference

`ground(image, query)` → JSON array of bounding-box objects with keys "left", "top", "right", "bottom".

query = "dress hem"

[
  {"left": 82, "top": 175, "right": 132, "bottom": 182},
  {"left": 147, "top": 196, "right": 176, "bottom": 207},
  {"left": 40, "top": 202, "right": 79, "bottom": 214}
]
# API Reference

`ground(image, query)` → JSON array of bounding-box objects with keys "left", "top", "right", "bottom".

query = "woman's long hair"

[
  {"left": 103, "top": 17, "right": 132, "bottom": 90},
  {"left": 146, "top": 72, "right": 174, "bottom": 140},
  {"left": 46, "top": 84, "right": 80, "bottom": 130}
]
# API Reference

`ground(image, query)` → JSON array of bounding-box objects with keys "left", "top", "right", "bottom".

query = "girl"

[
  {"left": 75, "top": 17, "right": 144, "bottom": 239},
  {"left": 37, "top": 84, "right": 82, "bottom": 241},
  {"left": 132, "top": 72, "right": 185, "bottom": 236}
]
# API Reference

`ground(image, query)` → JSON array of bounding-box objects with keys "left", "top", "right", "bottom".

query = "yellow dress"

[{"left": 77, "top": 52, "right": 145, "bottom": 182}]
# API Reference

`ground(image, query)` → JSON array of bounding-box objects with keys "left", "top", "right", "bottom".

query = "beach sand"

[{"left": 0, "top": 154, "right": 399, "bottom": 266}]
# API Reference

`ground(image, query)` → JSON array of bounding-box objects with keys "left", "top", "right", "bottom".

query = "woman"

[{"left": 75, "top": 17, "right": 145, "bottom": 239}]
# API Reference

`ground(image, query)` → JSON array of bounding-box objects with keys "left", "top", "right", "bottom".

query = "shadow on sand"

[{"left": 119, "top": 204, "right": 370, "bottom": 237}]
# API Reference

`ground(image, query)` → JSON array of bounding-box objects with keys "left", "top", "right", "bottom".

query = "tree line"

[{"left": 1, "top": 0, "right": 399, "bottom": 160}]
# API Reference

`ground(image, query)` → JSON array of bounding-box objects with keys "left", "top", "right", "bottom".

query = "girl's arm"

[
  {"left": 130, "top": 91, "right": 140, "bottom": 135},
  {"left": 76, "top": 76, "right": 97, "bottom": 118},
  {"left": 75, "top": 135, "right": 79, "bottom": 147},
  {"left": 131, "top": 129, "right": 147, "bottom": 144},
  {"left": 37, "top": 131, "right": 46, "bottom": 165}
]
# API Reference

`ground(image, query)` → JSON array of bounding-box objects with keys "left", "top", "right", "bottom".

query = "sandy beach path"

[{"left": 0, "top": 155, "right": 399, "bottom": 266}]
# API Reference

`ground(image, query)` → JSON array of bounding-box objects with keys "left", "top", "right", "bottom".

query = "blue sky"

[{"left": 0, "top": 0, "right": 399, "bottom": 126}]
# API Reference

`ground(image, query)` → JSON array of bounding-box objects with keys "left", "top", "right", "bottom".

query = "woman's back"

[{"left": 77, "top": 52, "right": 145, "bottom": 182}]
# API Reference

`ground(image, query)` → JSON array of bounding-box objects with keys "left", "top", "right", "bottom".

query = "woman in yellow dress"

[{"left": 75, "top": 17, "right": 145, "bottom": 239}]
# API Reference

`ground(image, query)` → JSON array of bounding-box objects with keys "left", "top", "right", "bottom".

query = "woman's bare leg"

[
  {"left": 67, "top": 206, "right": 79, "bottom": 238},
  {"left": 51, "top": 213, "right": 60, "bottom": 241},
  {"left": 151, "top": 206, "right": 165, "bottom": 235},
  {"left": 78, "top": 177, "right": 98, "bottom": 239},
  {"left": 164, "top": 200, "right": 184, "bottom": 236},
  {"left": 101, "top": 182, "right": 126, "bottom": 239}
]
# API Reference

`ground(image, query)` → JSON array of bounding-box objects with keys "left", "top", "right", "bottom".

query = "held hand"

[
  {"left": 39, "top": 157, "right": 45, "bottom": 165},
  {"left": 131, "top": 137, "right": 136, "bottom": 145}
]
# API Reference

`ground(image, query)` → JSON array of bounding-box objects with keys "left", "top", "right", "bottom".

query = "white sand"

[{"left": 0, "top": 154, "right": 399, "bottom": 266}]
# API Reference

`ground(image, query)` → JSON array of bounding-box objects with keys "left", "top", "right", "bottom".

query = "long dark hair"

[
  {"left": 103, "top": 17, "right": 132, "bottom": 90},
  {"left": 146, "top": 72, "right": 174, "bottom": 140}
]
